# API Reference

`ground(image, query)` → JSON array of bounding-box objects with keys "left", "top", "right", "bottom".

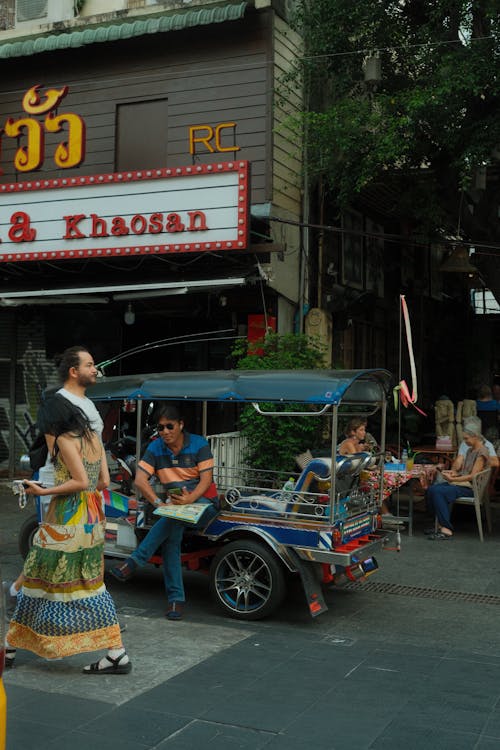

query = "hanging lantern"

[{"left": 439, "top": 245, "right": 478, "bottom": 274}]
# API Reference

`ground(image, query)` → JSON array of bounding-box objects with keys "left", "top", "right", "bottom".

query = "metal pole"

[
  {"left": 135, "top": 399, "right": 143, "bottom": 464},
  {"left": 8, "top": 313, "right": 18, "bottom": 478},
  {"left": 202, "top": 400, "right": 208, "bottom": 436},
  {"left": 398, "top": 295, "right": 402, "bottom": 458},
  {"left": 330, "top": 404, "right": 338, "bottom": 519},
  {"left": 379, "top": 398, "right": 387, "bottom": 508}
]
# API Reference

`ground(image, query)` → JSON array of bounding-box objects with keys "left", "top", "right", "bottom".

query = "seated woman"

[
  {"left": 426, "top": 424, "right": 488, "bottom": 540},
  {"left": 338, "top": 418, "right": 369, "bottom": 455}
]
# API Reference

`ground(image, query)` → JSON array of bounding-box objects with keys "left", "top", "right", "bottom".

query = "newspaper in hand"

[{"left": 153, "top": 502, "right": 211, "bottom": 524}]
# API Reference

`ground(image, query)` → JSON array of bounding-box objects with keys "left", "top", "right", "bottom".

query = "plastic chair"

[{"left": 454, "top": 468, "right": 492, "bottom": 542}]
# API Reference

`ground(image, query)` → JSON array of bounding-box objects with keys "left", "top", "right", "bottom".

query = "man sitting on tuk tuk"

[{"left": 109, "top": 405, "right": 219, "bottom": 620}]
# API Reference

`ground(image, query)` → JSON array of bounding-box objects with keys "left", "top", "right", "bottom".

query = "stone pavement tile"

[
  {"left": 281, "top": 700, "right": 398, "bottom": 748},
  {"left": 82, "top": 706, "right": 189, "bottom": 746},
  {"left": 482, "top": 709, "right": 500, "bottom": 739},
  {"left": 260, "top": 734, "right": 337, "bottom": 750},
  {"left": 2, "top": 683, "right": 41, "bottom": 711},
  {"left": 445, "top": 648, "right": 500, "bottom": 664},
  {"left": 427, "top": 656, "right": 500, "bottom": 686},
  {"left": 7, "top": 690, "right": 110, "bottom": 730},
  {"left": 340, "top": 662, "right": 427, "bottom": 694},
  {"left": 206, "top": 686, "right": 314, "bottom": 733},
  {"left": 389, "top": 695, "right": 491, "bottom": 735},
  {"left": 369, "top": 723, "right": 478, "bottom": 749},
  {"left": 361, "top": 648, "right": 438, "bottom": 676},
  {"left": 39, "top": 730, "right": 150, "bottom": 750},
  {"left": 290, "top": 636, "right": 377, "bottom": 662},
  {"left": 260, "top": 653, "right": 368, "bottom": 692},
  {"left": 153, "top": 719, "right": 273, "bottom": 749},
  {"left": 5, "top": 717, "right": 63, "bottom": 750},
  {"left": 476, "top": 738, "right": 500, "bottom": 749},
  {"left": 125, "top": 679, "right": 220, "bottom": 718}
]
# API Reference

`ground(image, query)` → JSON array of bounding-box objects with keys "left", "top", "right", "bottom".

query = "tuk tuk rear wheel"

[
  {"left": 18, "top": 513, "right": 39, "bottom": 559},
  {"left": 209, "top": 539, "right": 286, "bottom": 620}
]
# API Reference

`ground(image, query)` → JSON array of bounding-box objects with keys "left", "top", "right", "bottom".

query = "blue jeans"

[
  {"left": 426, "top": 482, "right": 473, "bottom": 531},
  {"left": 129, "top": 502, "right": 218, "bottom": 602}
]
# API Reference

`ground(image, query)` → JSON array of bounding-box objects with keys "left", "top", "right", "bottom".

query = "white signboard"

[{"left": 0, "top": 161, "right": 249, "bottom": 262}]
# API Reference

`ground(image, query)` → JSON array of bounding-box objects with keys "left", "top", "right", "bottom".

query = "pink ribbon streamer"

[{"left": 395, "top": 295, "right": 427, "bottom": 416}]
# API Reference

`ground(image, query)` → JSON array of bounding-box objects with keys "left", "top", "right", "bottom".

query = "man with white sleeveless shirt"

[{"left": 38, "top": 346, "right": 104, "bottom": 490}]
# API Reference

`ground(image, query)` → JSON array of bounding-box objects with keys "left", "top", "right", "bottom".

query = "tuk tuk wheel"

[
  {"left": 209, "top": 539, "right": 286, "bottom": 620},
  {"left": 18, "top": 514, "right": 39, "bottom": 559}
]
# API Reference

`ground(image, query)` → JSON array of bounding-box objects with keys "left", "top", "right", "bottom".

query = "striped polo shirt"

[{"left": 138, "top": 431, "right": 215, "bottom": 496}]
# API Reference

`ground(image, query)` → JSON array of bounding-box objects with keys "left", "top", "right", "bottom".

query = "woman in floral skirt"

[{"left": 6, "top": 394, "right": 131, "bottom": 674}]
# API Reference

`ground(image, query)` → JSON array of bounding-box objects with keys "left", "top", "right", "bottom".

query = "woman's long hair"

[{"left": 37, "top": 394, "right": 94, "bottom": 459}]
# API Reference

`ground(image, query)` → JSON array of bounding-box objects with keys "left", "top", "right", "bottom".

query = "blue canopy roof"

[{"left": 90, "top": 369, "right": 392, "bottom": 405}]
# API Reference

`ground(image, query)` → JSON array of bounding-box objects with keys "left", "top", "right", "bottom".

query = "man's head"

[
  {"left": 155, "top": 405, "right": 184, "bottom": 448},
  {"left": 477, "top": 384, "right": 493, "bottom": 400},
  {"left": 57, "top": 346, "right": 97, "bottom": 389}
]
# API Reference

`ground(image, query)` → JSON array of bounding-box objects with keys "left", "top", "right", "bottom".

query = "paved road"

[{"left": 3, "top": 483, "right": 500, "bottom": 748}]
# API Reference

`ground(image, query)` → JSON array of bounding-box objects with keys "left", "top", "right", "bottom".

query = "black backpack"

[{"left": 28, "top": 432, "right": 48, "bottom": 472}]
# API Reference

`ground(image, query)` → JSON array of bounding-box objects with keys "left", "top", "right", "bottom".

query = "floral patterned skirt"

[{"left": 7, "top": 490, "right": 121, "bottom": 659}]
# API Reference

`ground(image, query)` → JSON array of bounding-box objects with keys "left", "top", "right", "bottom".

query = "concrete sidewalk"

[{"left": 3, "top": 485, "right": 500, "bottom": 749}]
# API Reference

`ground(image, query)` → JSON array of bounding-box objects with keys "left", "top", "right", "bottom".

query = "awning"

[
  {"left": 0, "top": 2, "right": 247, "bottom": 60},
  {"left": 90, "top": 368, "right": 393, "bottom": 406},
  {"left": 0, "top": 277, "right": 247, "bottom": 306}
]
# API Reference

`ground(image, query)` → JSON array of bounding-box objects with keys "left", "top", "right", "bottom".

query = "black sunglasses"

[{"left": 157, "top": 422, "right": 176, "bottom": 432}]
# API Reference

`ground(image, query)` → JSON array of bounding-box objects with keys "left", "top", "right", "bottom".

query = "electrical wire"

[
  {"left": 97, "top": 328, "right": 237, "bottom": 370},
  {"left": 268, "top": 215, "right": 500, "bottom": 252}
]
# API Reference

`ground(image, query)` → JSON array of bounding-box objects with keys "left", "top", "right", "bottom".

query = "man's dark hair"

[
  {"left": 56, "top": 346, "right": 89, "bottom": 382},
  {"left": 155, "top": 404, "right": 183, "bottom": 423}
]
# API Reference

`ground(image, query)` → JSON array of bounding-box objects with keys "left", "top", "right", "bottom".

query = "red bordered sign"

[{"left": 0, "top": 160, "right": 250, "bottom": 262}]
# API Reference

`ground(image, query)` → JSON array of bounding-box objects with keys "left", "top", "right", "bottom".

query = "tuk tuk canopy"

[{"left": 90, "top": 369, "right": 392, "bottom": 406}]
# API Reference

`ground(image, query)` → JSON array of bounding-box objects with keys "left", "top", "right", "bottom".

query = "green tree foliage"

[
  {"left": 233, "top": 333, "right": 327, "bottom": 475},
  {"left": 289, "top": 0, "right": 500, "bottom": 237}
]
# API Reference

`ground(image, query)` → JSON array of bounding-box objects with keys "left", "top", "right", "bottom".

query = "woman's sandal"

[
  {"left": 428, "top": 531, "right": 453, "bottom": 540},
  {"left": 5, "top": 648, "right": 16, "bottom": 669},
  {"left": 82, "top": 651, "right": 132, "bottom": 675}
]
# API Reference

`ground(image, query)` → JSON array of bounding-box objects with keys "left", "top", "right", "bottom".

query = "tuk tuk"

[{"left": 19, "top": 368, "right": 397, "bottom": 620}]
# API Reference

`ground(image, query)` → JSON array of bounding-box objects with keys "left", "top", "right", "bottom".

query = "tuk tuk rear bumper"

[{"left": 291, "top": 529, "right": 393, "bottom": 566}]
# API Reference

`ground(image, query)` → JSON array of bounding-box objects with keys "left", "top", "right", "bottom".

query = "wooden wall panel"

[
  {"left": 272, "top": 15, "right": 303, "bottom": 217},
  {"left": 0, "top": 16, "right": 271, "bottom": 204}
]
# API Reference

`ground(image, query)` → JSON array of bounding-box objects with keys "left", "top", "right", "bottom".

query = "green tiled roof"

[{"left": 0, "top": 2, "right": 247, "bottom": 59}]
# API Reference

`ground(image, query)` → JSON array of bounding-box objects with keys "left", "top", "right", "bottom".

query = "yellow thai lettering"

[
  {"left": 3, "top": 118, "right": 44, "bottom": 172},
  {"left": 45, "top": 112, "right": 86, "bottom": 169},
  {"left": 22, "top": 85, "right": 69, "bottom": 115}
]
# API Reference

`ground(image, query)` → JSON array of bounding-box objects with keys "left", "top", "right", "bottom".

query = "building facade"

[{"left": 0, "top": 0, "right": 306, "bottom": 472}]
